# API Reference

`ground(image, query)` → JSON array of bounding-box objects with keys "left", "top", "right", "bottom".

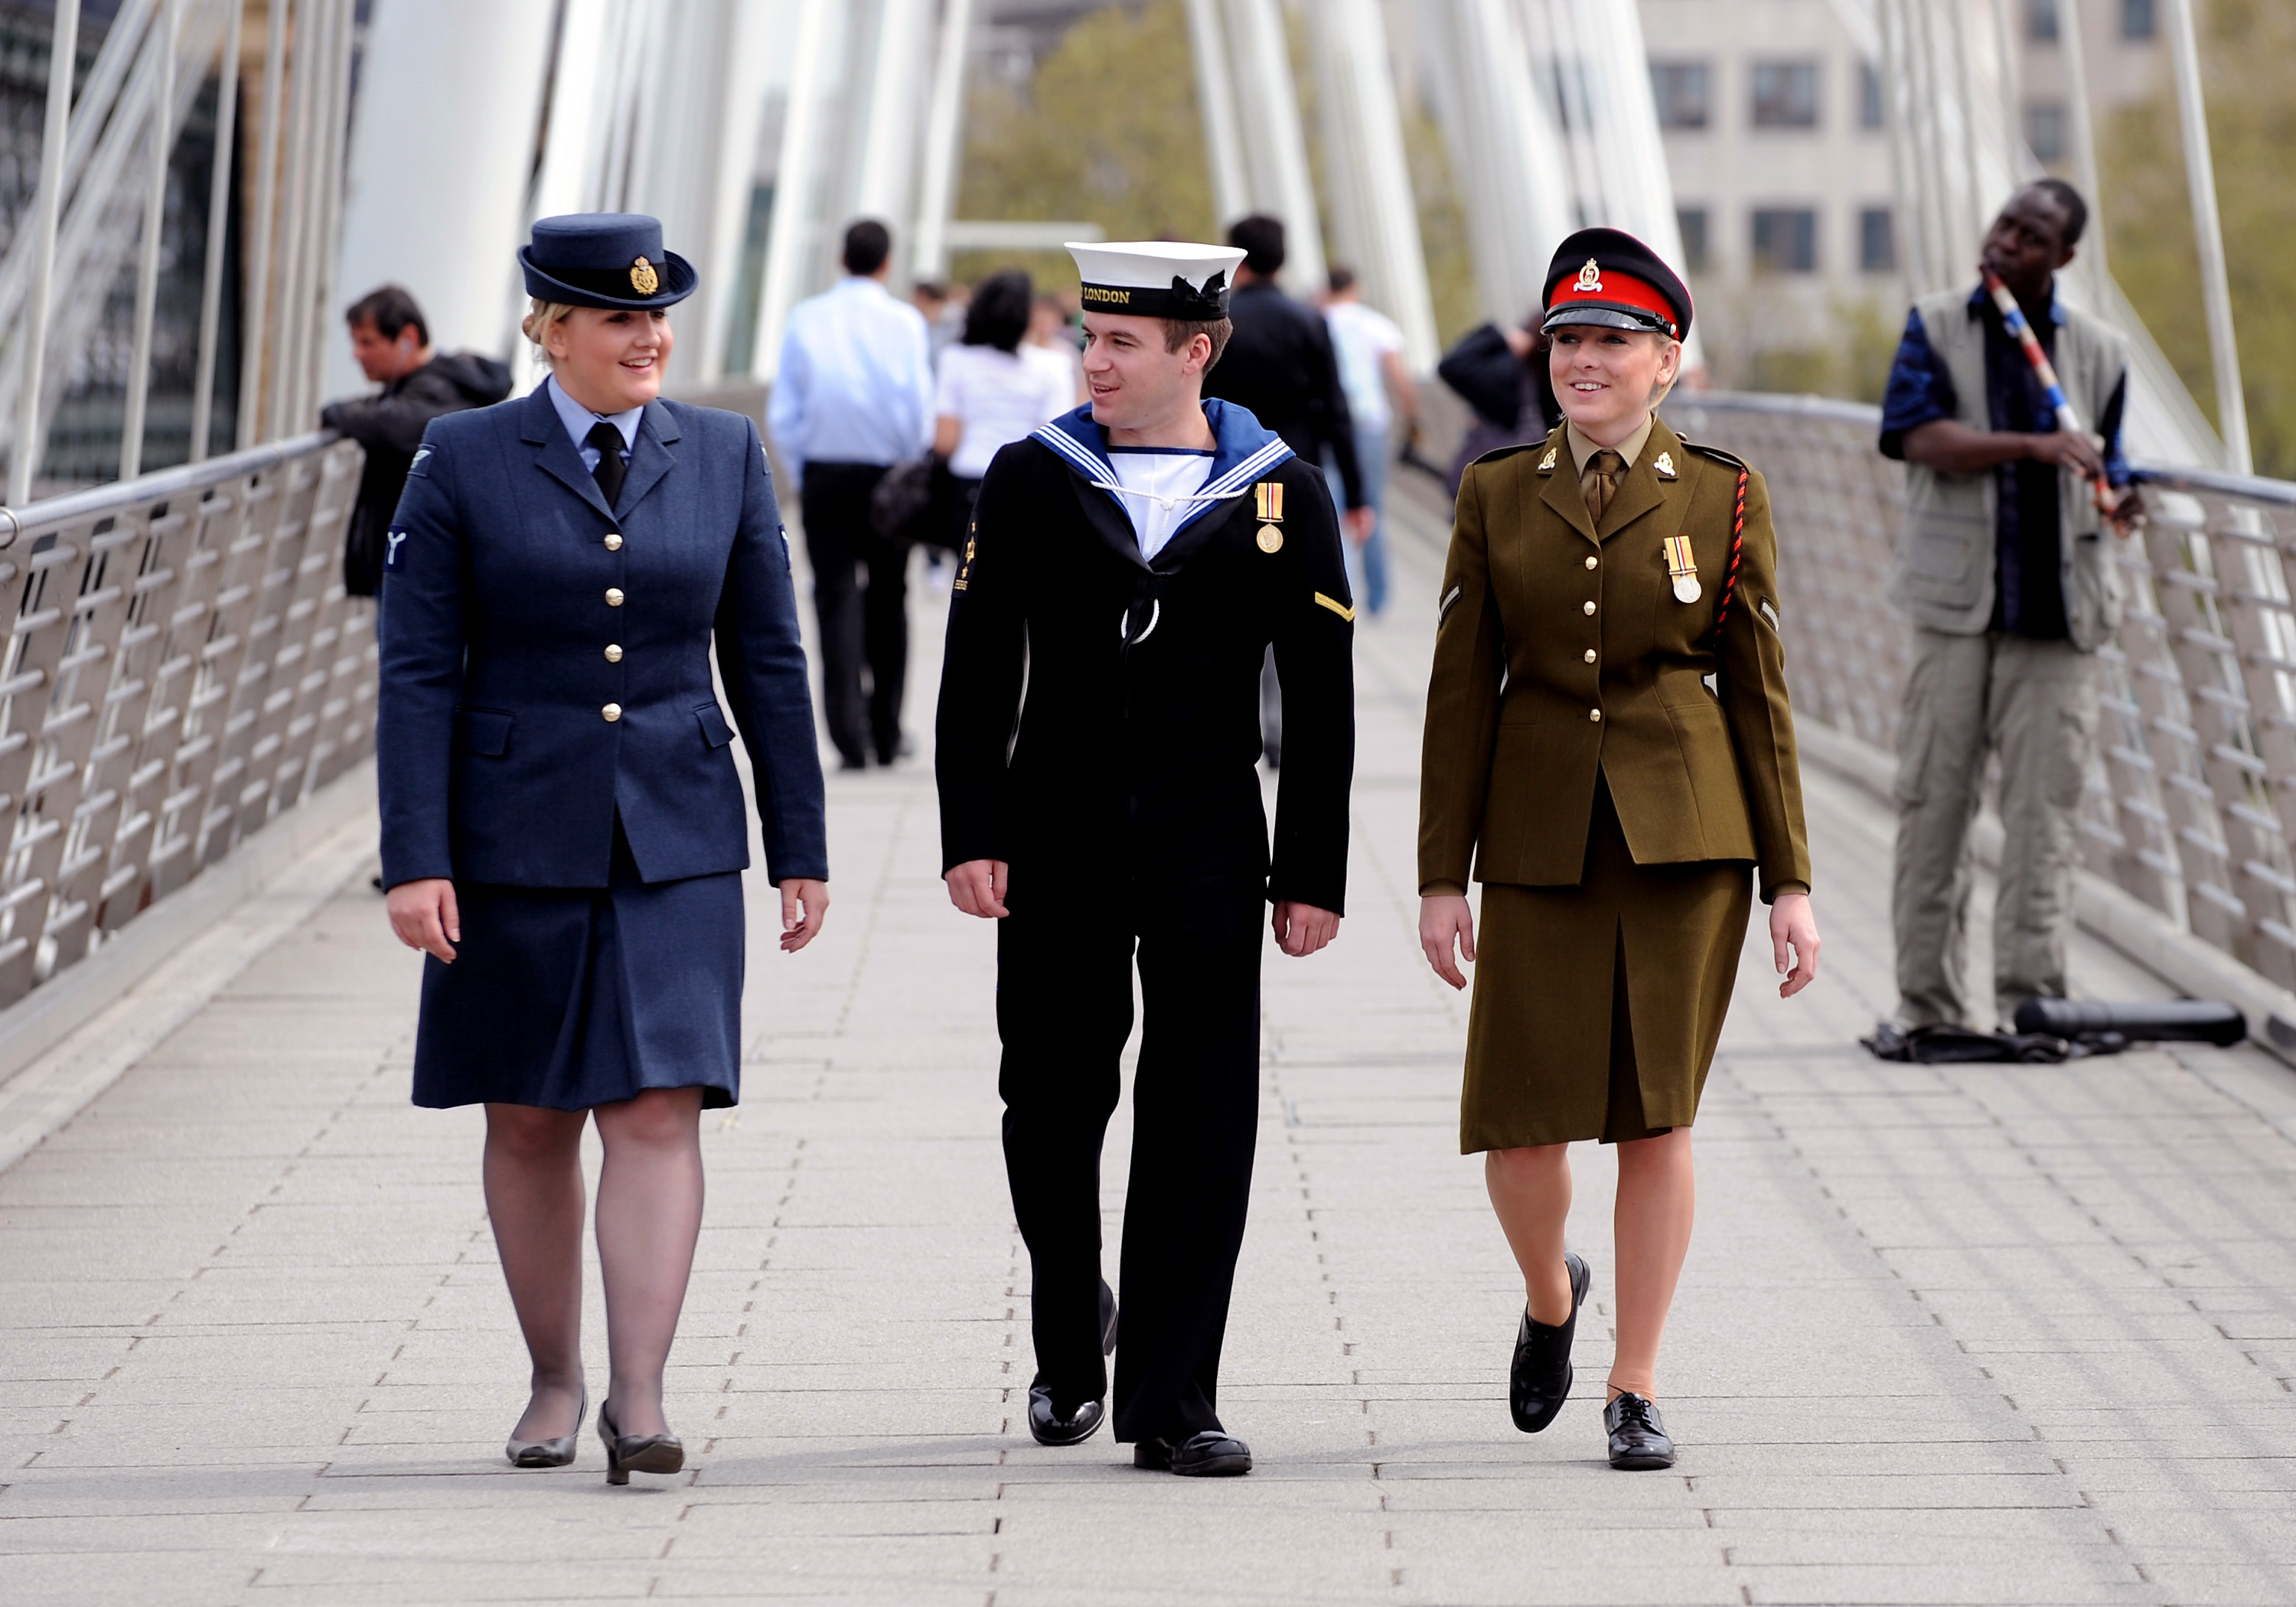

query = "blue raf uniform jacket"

[{"left": 377, "top": 385, "right": 828, "bottom": 891}]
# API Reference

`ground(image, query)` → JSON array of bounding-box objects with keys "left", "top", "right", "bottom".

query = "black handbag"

[{"left": 870, "top": 455, "right": 946, "bottom": 546}]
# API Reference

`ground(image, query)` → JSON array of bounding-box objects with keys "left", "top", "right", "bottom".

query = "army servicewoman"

[
  {"left": 377, "top": 214, "right": 829, "bottom": 1485},
  {"left": 1417, "top": 229, "right": 1818, "bottom": 1470}
]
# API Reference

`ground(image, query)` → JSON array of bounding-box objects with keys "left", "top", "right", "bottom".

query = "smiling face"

[
  {"left": 1548, "top": 324, "right": 1681, "bottom": 445},
  {"left": 1079, "top": 312, "right": 1212, "bottom": 435},
  {"left": 546, "top": 307, "right": 673, "bottom": 414}
]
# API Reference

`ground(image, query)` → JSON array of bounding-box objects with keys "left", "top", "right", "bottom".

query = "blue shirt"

[
  {"left": 767, "top": 275, "right": 935, "bottom": 482},
  {"left": 543, "top": 373, "right": 642, "bottom": 473},
  {"left": 1879, "top": 284, "right": 2128, "bottom": 640}
]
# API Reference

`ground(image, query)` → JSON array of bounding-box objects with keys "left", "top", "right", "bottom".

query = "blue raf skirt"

[{"left": 412, "top": 826, "right": 745, "bottom": 1110}]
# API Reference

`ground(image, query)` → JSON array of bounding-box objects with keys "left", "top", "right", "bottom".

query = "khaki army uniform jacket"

[{"left": 1418, "top": 416, "right": 1812, "bottom": 901}]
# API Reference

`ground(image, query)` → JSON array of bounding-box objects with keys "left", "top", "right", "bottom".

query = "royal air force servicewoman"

[
  {"left": 1417, "top": 230, "right": 1821, "bottom": 1470},
  {"left": 377, "top": 214, "right": 829, "bottom": 1485},
  {"left": 936, "top": 240, "right": 1355, "bottom": 1477}
]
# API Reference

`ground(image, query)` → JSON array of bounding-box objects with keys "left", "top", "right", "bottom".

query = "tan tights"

[{"left": 1484, "top": 1127, "right": 1696, "bottom": 1400}]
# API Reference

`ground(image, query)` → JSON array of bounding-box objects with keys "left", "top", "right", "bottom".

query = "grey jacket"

[{"left": 1888, "top": 286, "right": 2128, "bottom": 650}]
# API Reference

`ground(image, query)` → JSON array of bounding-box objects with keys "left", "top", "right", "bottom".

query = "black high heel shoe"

[
  {"left": 1509, "top": 1251, "right": 1589, "bottom": 1433},
  {"left": 598, "top": 1400, "right": 685, "bottom": 1485},
  {"left": 505, "top": 1385, "right": 586, "bottom": 1468}
]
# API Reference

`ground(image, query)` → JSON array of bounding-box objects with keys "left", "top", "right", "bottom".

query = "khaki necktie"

[{"left": 1584, "top": 448, "right": 1623, "bottom": 524}]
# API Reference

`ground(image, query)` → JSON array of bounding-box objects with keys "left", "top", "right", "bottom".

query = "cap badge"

[
  {"left": 630, "top": 256, "right": 660, "bottom": 295},
  {"left": 1575, "top": 259, "right": 1603, "bottom": 294},
  {"left": 1663, "top": 534, "right": 1702, "bottom": 604},
  {"left": 1654, "top": 451, "right": 1676, "bottom": 478}
]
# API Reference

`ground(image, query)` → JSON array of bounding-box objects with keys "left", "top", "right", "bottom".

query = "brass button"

[
  {"left": 1590, "top": 709, "right": 1603, "bottom": 722},
  {"left": 602, "top": 702, "right": 623, "bottom": 723},
  {"left": 605, "top": 588, "right": 625, "bottom": 607},
  {"left": 1582, "top": 600, "right": 1596, "bottom": 615},
  {"left": 1583, "top": 555, "right": 1597, "bottom": 569},
  {"left": 1583, "top": 648, "right": 1597, "bottom": 663},
  {"left": 604, "top": 533, "right": 623, "bottom": 552},
  {"left": 604, "top": 644, "right": 623, "bottom": 663}
]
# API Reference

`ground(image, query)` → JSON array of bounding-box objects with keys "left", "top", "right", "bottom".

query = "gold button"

[
  {"left": 1584, "top": 555, "right": 1597, "bottom": 569},
  {"left": 604, "top": 644, "right": 623, "bottom": 663},
  {"left": 602, "top": 703, "right": 622, "bottom": 722},
  {"left": 605, "top": 588, "right": 625, "bottom": 607},
  {"left": 1590, "top": 709, "right": 1603, "bottom": 722},
  {"left": 1583, "top": 600, "right": 1596, "bottom": 615},
  {"left": 1584, "top": 648, "right": 1597, "bottom": 663},
  {"left": 604, "top": 533, "right": 623, "bottom": 552}
]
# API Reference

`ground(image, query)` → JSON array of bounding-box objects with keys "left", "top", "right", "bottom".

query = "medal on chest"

[
  {"left": 1254, "top": 481, "right": 1284, "bottom": 553},
  {"left": 1662, "top": 534, "right": 1702, "bottom": 604}
]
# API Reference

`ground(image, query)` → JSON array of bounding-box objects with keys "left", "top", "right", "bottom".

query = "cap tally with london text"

[{"left": 1067, "top": 240, "right": 1247, "bottom": 320}]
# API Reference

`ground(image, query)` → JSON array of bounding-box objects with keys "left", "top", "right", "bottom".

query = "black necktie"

[{"left": 586, "top": 421, "right": 627, "bottom": 508}]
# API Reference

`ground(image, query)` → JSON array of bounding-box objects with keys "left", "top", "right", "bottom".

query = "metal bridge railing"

[
  {"left": 0, "top": 431, "right": 369, "bottom": 1006},
  {"left": 1667, "top": 390, "right": 2296, "bottom": 992}
]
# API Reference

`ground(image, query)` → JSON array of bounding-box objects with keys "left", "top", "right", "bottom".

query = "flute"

[{"left": 1981, "top": 268, "right": 2125, "bottom": 516}]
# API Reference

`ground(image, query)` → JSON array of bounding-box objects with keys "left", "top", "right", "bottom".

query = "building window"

[
  {"left": 1860, "top": 207, "right": 1897, "bottom": 272},
  {"left": 1859, "top": 62, "right": 1884, "bottom": 129},
  {"left": 2028, "top": 0, "right": 2060, "bottom": 41},
  {"left": 2026, "top": 101, "right": 2067, "bottom": 161},
  {"left": 2123, "top": 0, "right": 2155, "bottom": 37},
  {"left": 1750, "top": 60, "right": 1820, "bottom": 129},
  {"left": 1752, "top": 208, "right": 1818, "bottom": 272},
  {"left": 1678, "top": 207, "right": 1711, "bottom": 272},
  {"left": 1649, "top": 61, "right": 1711, "bottom": 129}
]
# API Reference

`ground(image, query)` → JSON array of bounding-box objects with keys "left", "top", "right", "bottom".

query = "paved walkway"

[{"left": 3, "top": 487, "right": 2295, "bottom": 1605}]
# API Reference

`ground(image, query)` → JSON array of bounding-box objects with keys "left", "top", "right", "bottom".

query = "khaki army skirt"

[{"left": 1461, "top": 775, "right": 1753, "bottom": 1152}]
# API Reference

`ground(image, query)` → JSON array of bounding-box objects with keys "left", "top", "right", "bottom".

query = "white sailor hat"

[{"left": 1067, "top": 240, "right": 1246, "bottom": 318}]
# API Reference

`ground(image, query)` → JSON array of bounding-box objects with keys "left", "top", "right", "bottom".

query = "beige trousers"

[{"left": 1891, "top": 627, "right": 2100, "bottom": 1028}]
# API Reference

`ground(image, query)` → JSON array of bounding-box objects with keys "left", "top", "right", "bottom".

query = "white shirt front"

[
  {"left": 934, "top": 342, "right": 1077, "bottom": 480},
  {"left": 1105, "top": 447, "right": 1215, "bottom": 560},
  {"left": 1325, "top": 299, "right": 1405, "bottom": 434}
]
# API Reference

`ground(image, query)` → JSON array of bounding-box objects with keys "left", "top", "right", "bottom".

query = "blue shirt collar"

[
  {"left": 544, "top": 373, "right": 644, "bottom": 454},
  {"left": 1968, "top": 278, "right": 2066, "bottom": 326},
  {"left": 1029, "top": 399, "right": 1293, "bottom": 539}
]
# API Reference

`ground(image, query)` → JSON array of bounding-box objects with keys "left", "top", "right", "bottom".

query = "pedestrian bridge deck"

[{"left": 2, "top": 490, "right": 2294, "bottom": 1606}]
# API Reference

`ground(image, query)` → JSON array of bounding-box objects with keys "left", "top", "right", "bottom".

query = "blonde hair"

[{"left": 521, "top": 298, "right": 579, "bottom": 352}]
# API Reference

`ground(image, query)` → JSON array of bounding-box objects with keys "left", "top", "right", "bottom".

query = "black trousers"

[
  {"left": 995, "top": 875, "right": 1264, "bottom": 1442},
  {"left": 798, "top": 461, "right": 908, "bottom": 766}
]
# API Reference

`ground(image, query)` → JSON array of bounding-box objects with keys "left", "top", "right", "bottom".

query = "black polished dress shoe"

[
  {"left": 1509, "top": 1250, "right": 1589, "bottom": 1433},
  {"left": 1027, "top": 1384, "right": 1104, "bottom": 1445},
  {"left": 1026, "top": 1281, "right": 1120, "bottom": 1446},
  {"left": 1133, "top": 1429, "right": 1253, "bottom": 1476},
  {"left": 1604, "top": 1391, "right": 1676, "bottom": 1469}
]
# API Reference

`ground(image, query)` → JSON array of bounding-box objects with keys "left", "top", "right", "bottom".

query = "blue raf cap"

[{"left": 520, "top": 213, "right": 696, "bottom": 311}]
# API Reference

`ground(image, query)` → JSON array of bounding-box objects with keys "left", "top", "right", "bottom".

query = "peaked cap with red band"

[{"left": 1540, "top": 227, "right": 1692, "bottom": 342}]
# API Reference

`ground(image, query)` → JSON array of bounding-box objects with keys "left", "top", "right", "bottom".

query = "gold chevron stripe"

[{"left": 1313, "top": 591, "right": 1355, "bottom": 622}]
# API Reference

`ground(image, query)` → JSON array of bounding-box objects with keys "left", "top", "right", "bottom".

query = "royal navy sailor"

[{"left": 935, "top": 239, "right": 1356, "bottom": 1476}]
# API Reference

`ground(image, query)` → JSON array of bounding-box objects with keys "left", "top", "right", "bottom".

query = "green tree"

[
  {"left": 2102, "top": 0, "right": 2296, "bottom": 478},
  {"left": 953, "top": 0, "right": 1214, "bottom": 292}
]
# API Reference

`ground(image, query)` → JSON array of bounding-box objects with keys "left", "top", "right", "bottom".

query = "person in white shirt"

[
  {"left": 1321, "top": 266, "right": 1418, "bottom": 618},
  {"left": 933, "top": 271, "right": 1078, "bottom": 549},
  {"left": 768, "top": 220, "right": 935, "bottom": 769}
]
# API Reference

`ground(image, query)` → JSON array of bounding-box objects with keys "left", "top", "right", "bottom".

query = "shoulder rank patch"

[
  {"left": 1676, "top": 438, "right": 1748, "bottom": 472},
  {"left": 1439, "top": 583, "right": 1463, "bottom": 622},
  {"left": 383, "top": 527, "right": 409, "bottom": 570},
  {"left": 407, "top": 445, "right": 433, "bottom": 478},
  {"left": 1313, "top": 591, "right": 1355, "bottom": 623},
  {"left": 1759, "top": 598, "right": 1780, "bottom": 633},
  {"left": 1537, "top": 445, "right": 1558, "bottom": 473},
  {"left": 1653, "top": 451, "right": 1676, "bottom": 478}
]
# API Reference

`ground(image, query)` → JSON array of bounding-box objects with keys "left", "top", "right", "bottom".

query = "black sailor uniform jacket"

[
  {"left": 377, "top": 386, "right": 828, "bottom": 892},
  {"left": 934, "top": 401, "right": 1355, "bottom": 917}
]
